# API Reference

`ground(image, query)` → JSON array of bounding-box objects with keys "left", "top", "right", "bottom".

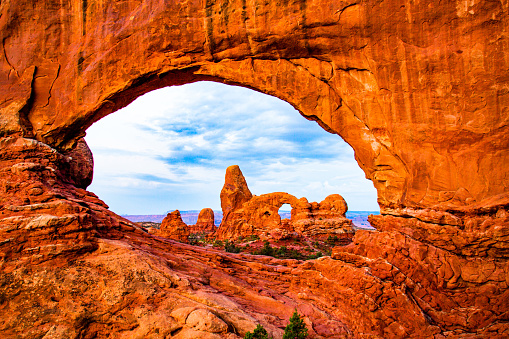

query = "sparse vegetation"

[
  {"left": 246, "top": 234, "right": 260, "bottom": 241},
  {"left": 244, "top": 310, "right": 308, "bottom": 339},
  {"left": 188, "top": 231, "right": 337, "bottom": 261},
  {"left": 224, "top": 239, "right": 242, "bottom": 253},
  {"left": 326, "top": 235, "right": 339, "bottom": 246},
  {"left": 244, "top": 324, "right": 273, "bottom": 339},
  {"left": 282, "top": 310, "right": 308, "bottom": 339},
  {"left": 251, "top": 241, "right": 324, "bottom": 260},
  {"left": 188, "top": 232, "right": 206, "bottom": 246}
]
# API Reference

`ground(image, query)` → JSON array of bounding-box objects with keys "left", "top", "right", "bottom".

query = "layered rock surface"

[{"left": 0, "top": 0, "right": 508, "bottom": 337}]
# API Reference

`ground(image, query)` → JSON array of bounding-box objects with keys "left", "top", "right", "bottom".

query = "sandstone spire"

[{"left": 219, "top": 165, "right": 253, "bottom": 225}]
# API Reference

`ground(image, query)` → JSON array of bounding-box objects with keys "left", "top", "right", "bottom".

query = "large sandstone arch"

[
  {"left": 1, "top": 0, "right": 508, "bottom": 338},
  {"left": 3, "top": 0, "right": 508, "bottom": 210}
]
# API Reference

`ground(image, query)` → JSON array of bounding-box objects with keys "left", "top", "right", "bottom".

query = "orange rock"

[
  {"left": 0, "top": 0, "right": 509, "bottom": 337},
  {"left": 0, "top": 137, "right": 508, "bottom": 337},
  {"left": 154, "top": 210, "right": 190, "bottom": 243},
  {"left": 1, "top": 0, "right": 507, "bottom": 210},
  {"left": 189, "top": 208, "right": 216, "bottom": 234},
  {"left": 216, "top": 167, "right": 355, "bottom": 241},
  {"left": 62, "top": 138, "right": 94, "bottom": 189},
  {"left": 219, "top": 165, "right": 253, "bottom": 229}
]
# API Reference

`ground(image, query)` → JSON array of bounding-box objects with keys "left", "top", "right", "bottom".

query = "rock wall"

[
  {"left": 0, "top": 0, "right": 508, "bottom": 338},
  {"left": 1, "top": 0, "right": 507, "bottom": 210}
]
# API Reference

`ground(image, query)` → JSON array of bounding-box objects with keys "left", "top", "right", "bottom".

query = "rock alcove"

[{"left": 0, "top": 0, "right": 508, "bottom": 338}]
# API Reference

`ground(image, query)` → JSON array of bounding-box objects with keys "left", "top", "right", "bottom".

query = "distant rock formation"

[
  {"left": 220, "top": 165, "right": 253, "bottom": 227},
  {"left": 151, "top": 210, "right": 190, "bottom": 243},
  {"left": 189, "top": 208, "right": 216, "bottom": 234},
  {"left": 215, "top": 166, "right": 355, "bottom": 241}
]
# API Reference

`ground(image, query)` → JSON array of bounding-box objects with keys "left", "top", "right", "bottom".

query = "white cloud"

[{"left": 85, "top": 81, "right": 379, "bottom": 214}]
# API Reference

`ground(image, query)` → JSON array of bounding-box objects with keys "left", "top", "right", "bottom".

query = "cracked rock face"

[{"left": 0, "top": 0, "right": 508, "bottom": 338}]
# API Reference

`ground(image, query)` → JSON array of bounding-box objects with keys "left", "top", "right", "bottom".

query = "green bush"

[
  {"left": 244, "top": 324, "right": 273, "bottom": 339},
  {"left": 282, "top": 310, "right": 308, "bottom": 339},
  {"left": 258, "top": 241, "right": 275, "bottom": 256},
  {"left": 326, "top": 235, "right": 339, "bottom": 246},
  {"left": 247, "top": 234, "right": 260, "bottom": 241},
  {"left": 224, "top": 240, "right": 242, "bottom": 253}
]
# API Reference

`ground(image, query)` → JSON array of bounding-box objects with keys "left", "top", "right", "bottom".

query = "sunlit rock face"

[
  {"left": 2, "top": 0, "right": 507, "bottom": 210},
  {"left": 189, "top": 208, "right": 216, "bottom": 234},
  {"left": 216, "top": 166, "right": 355, "bottom": 241},
  {"left": 0, "top": 0, "right": 508, "bottom": 338},
  {"left": 152, "top": 210, "right": 190, "bottom": 243}
]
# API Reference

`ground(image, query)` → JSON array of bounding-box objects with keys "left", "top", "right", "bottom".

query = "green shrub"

[
  {"left": 258, "top": 241, "right": 274, "bottom": 256},
  {"left": 244, "top": 324, "right": 273, "bottom": 339},
  {"left": 247, "top": 234, "right": 260, "bottom": 241},
  {"left": 326, "top": 235, "right": 339, "bottom": 246},
  {"left": 224, "top": 240, "right": 242, "bottom": 253},
  {"left": 282, "top": 310, "right": 308, "bottom": 339}
]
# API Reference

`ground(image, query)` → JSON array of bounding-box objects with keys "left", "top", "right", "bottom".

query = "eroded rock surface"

[
  {"left": 0, "top": 0, "right": 508, "bottom": 337},
  {"left": 1, "top": 0, "right": 508, "bottom": 210},
  {"left": 216, "top": 169, "right": 355, "bottom": 241},
  {"left": 220, "top": 165, "right": 253, "bottom": 226},
  {"left": 189, "top": 208, "right": 216, "bottom": 234},
  {"left": 151, "top": 210, "right": 190, "bottom": 243}
]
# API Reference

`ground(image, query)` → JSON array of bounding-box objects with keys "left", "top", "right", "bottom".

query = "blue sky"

[{"left": 85, "top": 81, "right": 379, "bottom": 214}]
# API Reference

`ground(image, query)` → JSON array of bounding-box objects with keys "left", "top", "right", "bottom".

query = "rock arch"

[
  {"left": 5, "top": 0, "right": 508, "bottom": 210},
  {"left": 1, "top": 0, "right": 508, "bottom": 337}
]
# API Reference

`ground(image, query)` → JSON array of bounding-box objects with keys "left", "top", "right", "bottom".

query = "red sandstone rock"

[
  {"left": 219, "top": 165, "right": 253, "bottom": 228},
  {"left": 189, "top": 208, "right": 216, "bottom": 234},
  {"left": 216, "top": 168, "right": 355, "bottom": 241},
  {"left": 1, "top": 0, "right": 507, "bottom": 211},
  {"left": 0, "top": 136, "right": 508, "bottom": 338},
  {"left": 0, "top": 0, "right": 508, "bottom": 337},
  {"left": 154, "top": 210, "right": 190, "bottom": 243},
  {"left": 62, "top": 138, "right": 94, "bottom": 189}
]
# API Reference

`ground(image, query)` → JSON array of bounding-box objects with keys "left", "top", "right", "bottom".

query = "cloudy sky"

[{"left": 85, "top": 81, "right": 379, "bottom": 215}]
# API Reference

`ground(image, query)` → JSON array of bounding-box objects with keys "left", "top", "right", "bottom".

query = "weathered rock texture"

[
  {"left": 220, "top": 165, "right": 253, "bottom": 226},
  {"left": 189, "top": 208, "right": 216, "bottom": 234},
  {"left": 151, "top": 210, "right": 190, "bottom": 243},
  {"left": 216, "top": 168, "right": 355, "bottom": 241},
  {"left": 0, "top": 0, "right": 509, "bottom": 338}
]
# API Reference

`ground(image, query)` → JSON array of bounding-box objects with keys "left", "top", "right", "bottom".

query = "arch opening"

[
  {"left": 278, "top": 204, "right": 292, "bottom": 220},
  {"left": 84, "top": 81, "right": 379, "bottom": 224}
]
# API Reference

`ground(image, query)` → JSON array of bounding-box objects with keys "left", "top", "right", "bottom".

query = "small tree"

[
  {"left": 244, "top": 324, "right": 272, "bottom": 339},
  {"left": 282, "top": 310, "right": 308, "bottom": 339}
]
